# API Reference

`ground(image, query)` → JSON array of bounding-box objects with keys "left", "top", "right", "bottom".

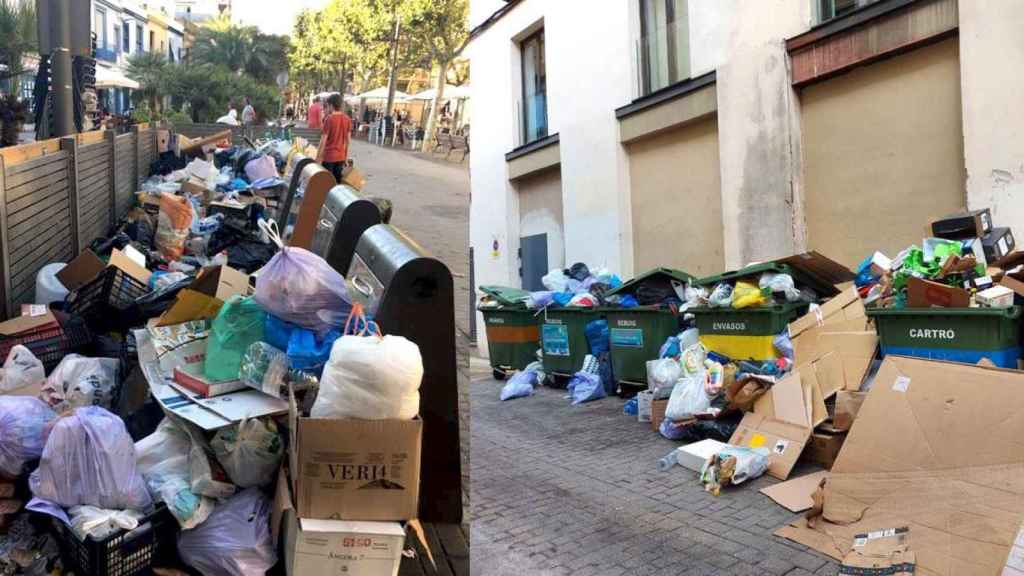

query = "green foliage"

[
  {"left": 132, "top": 103, "right": 154, "bottom": 124},
  {"left": 164, "top": 63, "right": 279, "bottom": 123},
  {"left": 0, "top": 92, "right": 29, "bottom": 146},
  {"left": 125, "top": 51, "right": 170, "bottom": 113},
  {"left": 0, "top": 0, "right": 37, "bottom": 96},
  {"left": 193, "top": 16, "right": 289, "bottom": 85},
  {"left": 165, "top": 109, "right": 193, "bottom": 125}
]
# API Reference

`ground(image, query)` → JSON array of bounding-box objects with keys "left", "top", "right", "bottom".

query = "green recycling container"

[
  {"left": 479, "top": 307, "right": 541, "bottom": 378},
  {"left": 694, "top": 262, "right": 841, "bottom": 297},
  {"left": 605, "top": 307, "right": 682, "bottom": 386},
  {"left": 688, "top": 303, "right": 808, "bottom": 361},
  {"left": 541, "top": 308, "right": 602, "bottom": 377},
  {"left": 866, "top": 306, "right": 1022, "bottom": 369}
]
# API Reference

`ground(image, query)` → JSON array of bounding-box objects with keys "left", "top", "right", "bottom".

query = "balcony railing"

[
  {"left": 94, "top": 42, "right": 118, "bottom": 63},
  {"left": 512, "top": 93, "right": 549, "bottom": 149}
]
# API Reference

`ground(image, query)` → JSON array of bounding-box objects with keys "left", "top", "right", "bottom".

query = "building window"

[
  {"left": 817, "top": 0, "right": 881, "bottom": 22},
  {"left": 137, "top": 25, "right": 144, "bottom": 52},
  {"left": 638, "top": 0, "right": 689, "bottom": 96},
  {"left": 94, "top": 7, "right": 107, "bottom": 48},
  {"left": 123, "top": 22, "right": 130, "bottom": 52},
  {"left": 149, "top": 31, "right": 155, "bottom": 53},
  {"left": 520, "top": 29, "right": 547, "bottom": 145}
]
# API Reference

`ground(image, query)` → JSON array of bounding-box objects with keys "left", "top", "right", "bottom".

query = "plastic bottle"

[{"left": 657, "top": 448, "right": 680, "bottom": 472}]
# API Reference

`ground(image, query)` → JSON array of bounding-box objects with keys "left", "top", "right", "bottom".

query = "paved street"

[
  {"left": 469, "top": 366, "right": 841, "bottom": 576},
  {"left": 348, "top": 138, "right": 473, "bottom": 518}
]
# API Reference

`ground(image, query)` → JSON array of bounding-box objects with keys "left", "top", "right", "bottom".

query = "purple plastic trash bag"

[
  {"left": 177, "top": 487, "right": 276, "bottom": 576},
  {"left": 0, "top": 396, "right": 56, "bottom": 476},
  {"left": 253, "top": 223, "right": 351, "bottom": 333},
  {"left": 29, "top": 406, "right": 152, "bottom": 511}
]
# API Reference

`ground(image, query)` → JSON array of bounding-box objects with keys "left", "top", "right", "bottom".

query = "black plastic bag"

[
  {"left": 150, "top": 151, "right": 188, "bottom": 176},
  {"left": 117, "top": 276, "right": 194, "bottom": 330},
  {"left": 674, "top": 411, "right": 742, "bottom": 444},
  {"left": 367, "top": 197, "right": 393, "bottom": 224},
  {"left": 88, "top": 232, "right": 131, "bottom": 257},
  {"left": 565, "top": 262, "right": 591, "bottom": 282}
]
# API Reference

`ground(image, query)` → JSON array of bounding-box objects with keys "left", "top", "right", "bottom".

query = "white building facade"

[{"left": 468, "top": 0, "right": 1024, "bottom": 354}]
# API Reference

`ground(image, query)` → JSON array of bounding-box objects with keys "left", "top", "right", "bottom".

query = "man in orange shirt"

[
  {"left": 316, "top": 93, "right": 353, "bottom": 183},
  {"left": 307, "top": 96, "right": 323, "bottom": 130}
]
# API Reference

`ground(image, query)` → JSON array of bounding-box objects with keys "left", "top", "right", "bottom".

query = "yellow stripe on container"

[{"left": 699, "top": 334, "right": 778, "bottom": 361}]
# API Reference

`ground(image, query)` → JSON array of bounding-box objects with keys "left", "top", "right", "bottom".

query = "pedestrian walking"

[
  {"left": 316, "top": 93, "right": 353, "bottom": 184},
  {"left": 242, "top": 97, "right": 256, "bottom": 125},
  {"left": 307, "top": 96, "right": 323, "bottom": 129}
]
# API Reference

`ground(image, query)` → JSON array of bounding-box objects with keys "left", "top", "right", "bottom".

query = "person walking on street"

[
  {"left": 307, "top": 96, "right": 323, "bottom": 129},
  {"left": 316, "top": 93, "right": 353, "bottom": 184},
  {"left": 242, "top": 97, "right": 256, "bottom": 125}
]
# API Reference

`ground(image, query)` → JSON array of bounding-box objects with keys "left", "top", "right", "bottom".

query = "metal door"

[{"left": 520, "top": 233, "right": 548, "bottom": 291}]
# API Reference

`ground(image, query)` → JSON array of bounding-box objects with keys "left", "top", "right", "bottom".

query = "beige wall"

[
  {"left": 800, "top": 38, "right": 966, "bottom": 268},
  {"left": 517, "top": 168, "right": 566, "bottom": 272},
  {"left": 626, "top": 116, "right": 724, "bottom": 277}
]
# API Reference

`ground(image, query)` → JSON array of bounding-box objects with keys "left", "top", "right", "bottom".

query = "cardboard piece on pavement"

[
  {"left": 840, "top": 528, "right": 915, "bottom": 576},
  {"left": 777, "top": 356, "right": 1024, "bottom": 575},
  {"left": 759, "top": 470, "right": 830, "bottom": 513},
  {"left": 731, "top": 372, "right": 812, "bottom": 480},
  {"left": 905, "top": 276, "right": 970, "bottom": 308},
  {"left": 157, "top": 265, "right": 249, "bottom": 326}
]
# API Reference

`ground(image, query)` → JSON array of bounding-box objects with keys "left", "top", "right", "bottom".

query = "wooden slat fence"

[{"left": 0, "top": 123, "right": 166, "bottom": 318}]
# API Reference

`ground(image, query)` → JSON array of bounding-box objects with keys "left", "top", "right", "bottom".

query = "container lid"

[
  {"left": 693, "top": 252, "right": 854, "bottom": 297},
  {"left": 866, "top": 305, "right": 1022, "bottom": 319},
  {"left": 688, "top": 302, "right": 809, "bottom": 315},
  {"left": 606, "top": 267, "right": 695, "bottom": 298},
  {"left": 478, "top": 285, "right": 531, "bottom": 307}
]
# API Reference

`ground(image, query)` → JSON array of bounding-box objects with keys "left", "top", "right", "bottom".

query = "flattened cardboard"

[
  {"left": 803, "top": 431, "right": 846, "bottom": 469},
  {"left": 156, "top": 266, "right": 249, "bottom": 326},
  {"left": 798, "top": 369, "right": 829, "bottom": 427},
  {"left": 759, "top": 470, "right": 830, "bottom": 513},
  {"left": 788, "top": 286, "right": 866, "bottom": 339},
  {"left": 815, "top": 332, "right": 877, "bottom": 391},
  {"left": 290, "top": 392, "right": 422, "bottom": 521},
  {"left": 56, "top": 250, "right": 105, "bottom": 291},
  {"left": 0, "top": 311, "right": 58, "bottom": 337},
  {"left": 108, "top": 248, "right": 153, "bottom": 285},
  {"left": 906, "top": 276, "right": 969, "bottom": 308},
  {"left": 729, "top": 412, "right": 810, "bottom": 480},
  {"left": 777, "top": 252, "right": 856, "bottom": 296},
  {"left": 1001, "top": 274, "right": 1024, "bottom": 298},
  {"left": 833, "top": 391, "right": 867, "bottom": 431}
]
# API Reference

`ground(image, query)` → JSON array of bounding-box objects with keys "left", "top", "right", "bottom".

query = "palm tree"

[
  {"left": 193, "top": 16, "right": 288, "bottom": 83},
  {"left": 0, "top": 0, "right": 36, "bottom": 97},
  {"left": 126, "top": 52, "right": 169, "bottom": 115}
]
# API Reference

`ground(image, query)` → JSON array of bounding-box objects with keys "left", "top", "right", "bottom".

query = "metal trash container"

[{"left": 478, "top": 286, "right": 540, "bottom": 380}]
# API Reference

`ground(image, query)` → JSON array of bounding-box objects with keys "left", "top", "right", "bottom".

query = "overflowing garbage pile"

[
  {"left": 688, "top": 269, "right": 817, "bottom": 310},
  {"left": 0, "top": 133, "right": 426, "bottom": 576},
  {"left": 856, "top": 208, "right": 1017, "bottom": 309},
  {"left": 531, "top": 263, "right": 623, "bottom": 309}
]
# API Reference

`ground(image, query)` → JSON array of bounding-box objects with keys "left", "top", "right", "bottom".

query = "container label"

[
  {"left": 546, "top": 319, "right": 563, "bottom": 325},
  {"left": 909, "top": 328, "right": 955, "bottom": 340},
  {"left": 542, "top": 324, "right": 570, "bottom": 357},
  {"left": 487, "top": 317, "right": 505, "bottom": 324},
  {"left": 713, "top": 321, "right": 747, "bottom": 332},
  {"left": 893, "top": 376, "right": 911, "bottom": 393},
  {"left": 610, "top": 328, "right": 644, "bottom": 349},
  {"left": 773, "top": 440, "right": 789, "bottom": 455},
  {"left": 616, "top": 319, "right": 637, "bottom": 328}
]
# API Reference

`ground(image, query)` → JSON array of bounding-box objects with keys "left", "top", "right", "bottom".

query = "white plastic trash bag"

[
  {"left": 311, "top": 335, "right": 423, "bottom": 420},
  {"left": 30, "top": 406, "right": 152, "bottom": 511},
  {"left": 177, "top": 487, "right": 277, "bottom": 576},
  {"left": 759, "top": 272, "right": 802, "bottom": 302},
  {"left": 665, "top": 374, "right": 711, "bottom": 421},
  {"left": 41, "top": 355, "right": 119, "bottom": 412},
  {"left": 541, "top": 269, "right": 570, "bottom": 292},
  {"left": 211, "top": 418, "right": 283, "bottom": 489},
  {"left": 649, "top": 358, "right": 681, "bottom": 391},
  {"left": 700, "top": 446, "right": 770, "bottom": 495},
  {"left": 135, "top": 419, "right": 214, "bottom": 529},
  {"left": 708, "top": 283, "right": 733, "bottom": 308},
  {"left": 69, "top": 505, "right": 146, "bottom": 540},
  {"left": 0, "top": 345, "right": 45, "bottom": 394},
  {"left": 0, "top": 396, "right": 57, "bottom": 476},
  {"left": 35, "top": 263, "right": 69, "bottom": 305}
]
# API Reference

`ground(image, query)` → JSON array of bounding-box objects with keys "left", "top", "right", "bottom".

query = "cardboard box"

[
  {"left": 289, "top": 393, "right": 422, "bottom": 521},
  {"left": 274, "top": 468, "right": 406, "bottom": 576},
  {"left": 157, "top": 265, "right": 249, "bottom": 326},
  {"left": 57, "top": 248, "right": 152, "bottom": 292},
  {"left": 833, "top": 391, "right": 867, "bottom": 431},
  {"left": 146, "top": 320, "right": 209, "bottom": 376},
  {"left": 157, "top": 129, "right": 171, "bottom": 153},
  {"left": 341, "top": 166, "right": 366, "bottom": 191},
  {"left": 905, "top": 276, "right": 969, "bottom": 308},
  {"left": 729, "top": 372, "right": 812, "bottom": 480},
  {"left": 651, "top": 398, "right": 668, "bottom": 432},
  {"left": 802, "top": 430, "right": 846, "bottom": 469},
  {"left": 983, "top": 227, "right": 1015, "bottom": 263},
  {"left": 676, "top": 439, "right": 726, "bottom": 473},
  {"left": 636, "top": 390, "right": 653, "bottom": 422},
  {"left": 977, "top": 284, "right": 1014, "bottom": 308},
  {"left": 931, "top": 208, "right": 992, "bottom": 239}
]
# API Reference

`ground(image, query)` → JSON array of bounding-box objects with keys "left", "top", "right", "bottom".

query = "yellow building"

[{"left": 144, "top": 4, "right": 172, "bottom": 61}]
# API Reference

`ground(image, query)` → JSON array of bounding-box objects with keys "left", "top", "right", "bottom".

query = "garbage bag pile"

[
  {"left": 0, "top": 132, "right": 427, "bottom": 576},
  {"left": 527, "top": 263, "right": 622, "bottom": 309},
  {"left": 693, "top": 270, "right": 815, "bottom": 310}
]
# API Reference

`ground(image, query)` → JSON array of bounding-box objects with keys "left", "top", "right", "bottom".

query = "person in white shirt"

[{"left": 242, "top": 97, "right": 256, "bottom": 125}]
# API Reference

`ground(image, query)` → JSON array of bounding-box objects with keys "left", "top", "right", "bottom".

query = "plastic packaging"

[
  {"left": 68, "top": 506, "right": 145, "bottom": 540},
  {"left": 567, "top": 371, "right": 605, "bottom": 405},
  {"left": 700, "top": 446, "right": 770, "bottom": 496},
  {"left": 188, "top": 430, "right": 236, "bottom": 500},
  {"left": 177, "top": 487, "right": 277, "bottom": 576},
  {"left": 311, "top": 335, "right": 423, "bottom": 420},
  {"left": 680, "top": 342, "right": 707, "bottom": 376},
  {"left": 500, "top": 363, "right": 542, "bottom": 401},
  {"left": 0, "top": 397, "right": 56, "bottom": 476},
  {"left": 731, "top": 281, "right": 768, "bottom": 309},
  {"left": 541, "top": 269, "right": 570, "bottom": 292},
  {"left": 659, "top": 336, "right": 680, "bottom": 359},
  {"left": 585, "top": 320, "right": 610, "bottom": 355},
  {"left": 239, "top": 342, "right": 290, "bottom": 397},
  {"left": 156, "top": 194, "right": 193, "bottom": 261},
  {"left": 623, "top": 397, "right": 639, "bottom": 416},
  {"left": 135, "top": 419, "right": 214, "bottom": 529},
  {"left": 244, "top": 156, "right": 277, "bottom": 182},
  {"left": 657, "top": 449, "right": 679, "bottom": 472},
  {"left": 254, "top": 221, "right": 352, "bottom": 333},
  {"left": 649, "top": 358, "right": 682, "bottom": 391},
  {"left": 759, "top": 272, "right": 802, "bottom": 302},
  {"left": 30, "top": 406, "right": 152, "bottom": 511},
  {"left": 568, "top": 293, "right": 597, "bottom": 307},
  {"left": 665, "top": 374, "right": 711, "bottom": 421},
  {"left": 264, "top": 315, "right": 340, "bottom": 373},
  {"left": 211, "top": 418, "right": 283, "bottom": 489},
  {"left": 773, "top": 331, "right": 794, "bottom": 360},
  {"left": 0, "top": 345, "right": 45, "bottom": 394},
  {"left": 204, "top": 296, "right": 266, "bottom": 382},
  {"left": 41, "top": 355, "right": 120, "bottom": 411},
  {"left": 34, "top": 263, "right": 68, "bottom": 305},
  {"left": 704, "top": 359, "right": 724, "bottom": 395},
  {"left": 708, "top": 283, "right": 733, "bottom": 308}
]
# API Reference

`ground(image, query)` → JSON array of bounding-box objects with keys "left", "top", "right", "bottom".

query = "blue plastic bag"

[
  {"left": 619, "top": 295, "right": 639, "bottom": 308},
  {"left": 552, "top": 292, "right": 574, "bottom": 307},
  {"left": 585, "top": 320, "right": 610, "bottom": 355},
  {"left": 264, "top": 315, "right": 340, "bottom": 373},
  {"left": 623, "top": 397, "right": 638, "bottom": 415},
  {"left": 567, "top": 371, "right": 605, "bottom": 405},
  {"left": 659, "top": 418, "right": 689, "bottom": 440},
  {"left": 500, "top": 370, "right": 538, "bottom": 401},
  {"left": 659, "top": 336, "right": 680, "bottom": 359},
  {"left": 773, "top": 331, "right": 794, "bottom": 360}
]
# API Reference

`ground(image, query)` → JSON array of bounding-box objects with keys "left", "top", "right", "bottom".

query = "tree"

[
  {"left": 125, "top": 51, "right": 169, "bottom": 115},
  {"left": 193, "top": 16, "right": 289, "bottom": 84},
  {"left": 0, "top": 0, "right": 36, "bottom": 97},
  {"left": 165, "top": 63, "right": 280, "bottom": 123},
  {"left": 404, "top": 0, "right": 469, "bottom": 149}
]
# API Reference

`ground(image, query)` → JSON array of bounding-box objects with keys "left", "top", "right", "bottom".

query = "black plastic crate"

[
  {"left": 51, "top": 505, "right": 175, "bottom": 576},
  {"left": 0, "top": 310, "right": 93, "bottom": 371},
  {"left": 66, "top": 267, "right": 150, "bottom": 331}
]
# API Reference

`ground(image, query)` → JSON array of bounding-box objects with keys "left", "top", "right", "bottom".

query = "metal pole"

[{"left": 51, "top": 0, "right": 75, "bottom": 137}]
